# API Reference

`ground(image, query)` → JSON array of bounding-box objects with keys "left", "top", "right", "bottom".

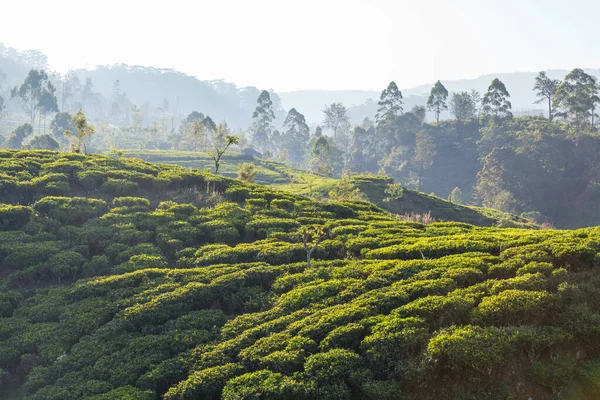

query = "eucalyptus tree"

[
  {"left": 533, "top": 71, "right": 560, "bottom": 121},
  {"left": 11, "top": 69, "right": 56, "bottom": 128},
  {"left": 482, "top": 78, "right": 512, "bottom": 118},
  {"left": 554, "top": 68, "right": 600, "bottom": 127},
  {"left": 427, "top": 80, "right": 449, "bottom": 123},
  {"left": 375, "top": 81, "right": 403, "bottom": 126},
  {"left": 251, "top": 90, "right": 275, "bottom": 152},
  {"left": 282, "top": 108, "right": 310, "bottom": 167},
  {"left": 322, "top": 102, "right": 349, "bottom": 139},
  {"left": 450, "top": 92, "right": 477, "bottom": 121}
]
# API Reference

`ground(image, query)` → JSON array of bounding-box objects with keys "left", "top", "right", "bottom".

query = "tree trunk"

[{"left": 548, "top": 97, "right": 552, "bottom": 121}]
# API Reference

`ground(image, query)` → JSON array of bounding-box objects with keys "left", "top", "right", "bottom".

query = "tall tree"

[
  {"left": 81, "top": 77, "right": 93, "bottom": 111},
  {"left": 470, "top": 90, "right": 483, "bottom": 117},
  {"left": 322, "top": 103, "right": 349, "bottom": 139},
  {"left": 375, "top": 81, "right": 403, "bottom": 125},
  {"left": 282, "top": 108, "right": 310, "bottom": 167},
  {"left": 39, "top": 83, "right": 58, "bottom": 133},
  {"left": 533, "top": 71, "right": 560, "bottom": 121},
  {"left": 427, "top": 80, "right": 449, "bottom": 123},
  {"left": 411, "top": 131, "right": 436, "bottom": 191},
  {"left": 554, "top": 68, "right": 600, "bottom": 127},
  {"left": 450, "top": 91, "right": 477, "bottom": 121},
  {"left": 309, "top": 136, "right": 334, "bottom": 176},
  {"left": 11, "top": 69, "right": 54, "bottom": 127},
  {"left": 251, "top": 90, "right": 275, "bottom": 152},
  {"left": 482, "top": 78, "right": 512, "bottom": 118}
]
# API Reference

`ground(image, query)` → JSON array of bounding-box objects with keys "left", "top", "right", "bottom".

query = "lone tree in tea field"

[
  {"left": 211, "top": 135, "right": 239, "bottom": 174},
  {"left": 300, "top": 225, "right": 329, "bottom": 268}
]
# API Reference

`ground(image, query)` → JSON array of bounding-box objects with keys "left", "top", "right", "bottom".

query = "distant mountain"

[
  {"left": 3, "top": 42, "right": 600, "bottom": 129},
  {"left": 68, "top": 65, "right": 287, "bottom": 129}
]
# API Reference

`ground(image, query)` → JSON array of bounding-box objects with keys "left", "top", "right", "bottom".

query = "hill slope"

[
  {"left": 0, "top": 151, "right": 599, "bottom": 399},
  {"left": 123, "top": 150, "right": 534, "bottom": 228}
]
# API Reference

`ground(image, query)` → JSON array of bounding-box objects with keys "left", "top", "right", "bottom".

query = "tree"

[
  {"left": 533, "top": 71, "right": 560, "bottom": 121},
  {"left": 375, "top": 81, "right": 403, "bottom": 125},
  {"left": 282, "top": 108, "right": 310, "bottom": 167},
  {"left": 80, "top": 77, "right": 93, "bottom": 111},
  {"left": 322, "top": 103, "right": 349, "bottom": 139},
  {"left": 50, "top": 112, "right": 75, "bottom": 144},
  {"left": 300, "top": 226, "right": 329, "bottom": 268},
  {"left": 448, "top": 187, "right": 463, "bottom": 204},
  {"left": 29, "top": 134, "right": 59, "bottom": 150},
  {"left": 250, "top": 90, "right": 275, "bottom": 152},
  {"left": 6, "top": 124, "right": 33, "bottom": 149},
  {"left": 309, "top": 136, "right": 334, "bottom": 176},
  {"left": 203, "top": 116, "right": 217, "bottom": 138},
  {"left": 0, "top": 94, "right": 4, "bottom": 117},
  {"left": 64, "top": 110, "right": 95, "bottom": 153},
  {"left": 482, "top": 79, "right": 512, "bottom": 118},
  {"left": 39, "top": 84, "right": 59, "bottom": 132},
  {"left": 470, "top": 90, "right": 483, "bottom": 117},
  {"left": 11, "top": 69, "right": 54, "bottom": 128},
  {"left": 450, "top": 92, "right": 477, "bottom": 121},
  {"left": 410, "top": 105, "right": 427, "bottom": 125},
  {"left": 411, "top": 131, "right": 436, "bottom": 191},
  {"left": 212, "top": 135, "right": 239, "bottom": 174},
  {"left": 554, "top": 68, "right": 600, "bottom": 127},
  {"left": 427, "top": 81, "right": 449, "bottom": 123},
  {"left": 383, "top": 183, "right": 403, "bottom": 203},
  {"left": 237, "top": 163, "right": 257, "bottom": 182},
  {"left": 328, "top": 174, "right": 366, "bottom": 201}
]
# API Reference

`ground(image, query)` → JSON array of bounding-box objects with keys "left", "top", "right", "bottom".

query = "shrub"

[
  {"left": 33, "top": 196, "right": 109, "bottom": 225},
  {"left": 0, "top": 204, "right": 33, "bottom": 230},
  {"left": 164, "top": 363, "right": 245, "bottom": 400},
  {"left": 102, "top": 178, "right": 139, "bottom": 196},
  {"left": 76, "top": 170, "right": 106, "bottom": 190},
  {"left": 221, "top": 369, "right": 314, "bottom": 400},
  {"left": 44, "top": 181, "right": 70, "bottom": 196},
  {"left": 472, "top": 289, "right": 557, "bottom": 326},
  {"left": 320, "top": 323, "right": 366, "bottom": 351},
  {"left": 270, "top": 199, "right": 293, "bottom": 211},
  {"left": 304, "top": 348, "right": 361, "bottom": 385},
  {"left": 516, "top": 261, "right": 554, "bottom": 276},
  {"left": 113, "top": 197, "right": 151, "bottom": 209},
  {"left": 426, "top": 325, "right": 518, "bottom": 372}
]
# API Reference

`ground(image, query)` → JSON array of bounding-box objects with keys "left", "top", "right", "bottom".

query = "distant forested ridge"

[{"left": 2, "top": 42, "right": 600, "bottom": 227}]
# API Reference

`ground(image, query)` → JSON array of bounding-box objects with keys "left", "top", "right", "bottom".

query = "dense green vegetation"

[
  {"left": 122, "top": 150, "right": 535, "bottom": 228},
  {"left": 0, "top": 150, "right": 599, "bottom": 399},
  {"left": 3, "top": 49, "right": 600, "bottom": 229}
]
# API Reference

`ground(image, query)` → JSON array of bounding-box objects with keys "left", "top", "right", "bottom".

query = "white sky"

[{"left": 1, "top": 0, "right": 599, "bottom": 91}]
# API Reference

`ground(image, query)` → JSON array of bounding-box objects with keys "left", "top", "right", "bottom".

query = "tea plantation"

[
  {"left": 0, "top": 150, "right": 599, "bottom": 399},
  {"left": 122, "top": 150, "right": 532, "bottom": 228}
]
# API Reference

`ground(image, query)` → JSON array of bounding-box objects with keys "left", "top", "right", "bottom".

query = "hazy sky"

[{"left": 1, "top": 0, "right": 599, "bottom": 92}]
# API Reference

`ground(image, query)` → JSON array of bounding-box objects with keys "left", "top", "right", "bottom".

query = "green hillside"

[
  {"left": 123, "top": 150, "right": 533, "bottom": 228},
  {"left": 0, "top": 150, "right": 599, "bottom": 399}
]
